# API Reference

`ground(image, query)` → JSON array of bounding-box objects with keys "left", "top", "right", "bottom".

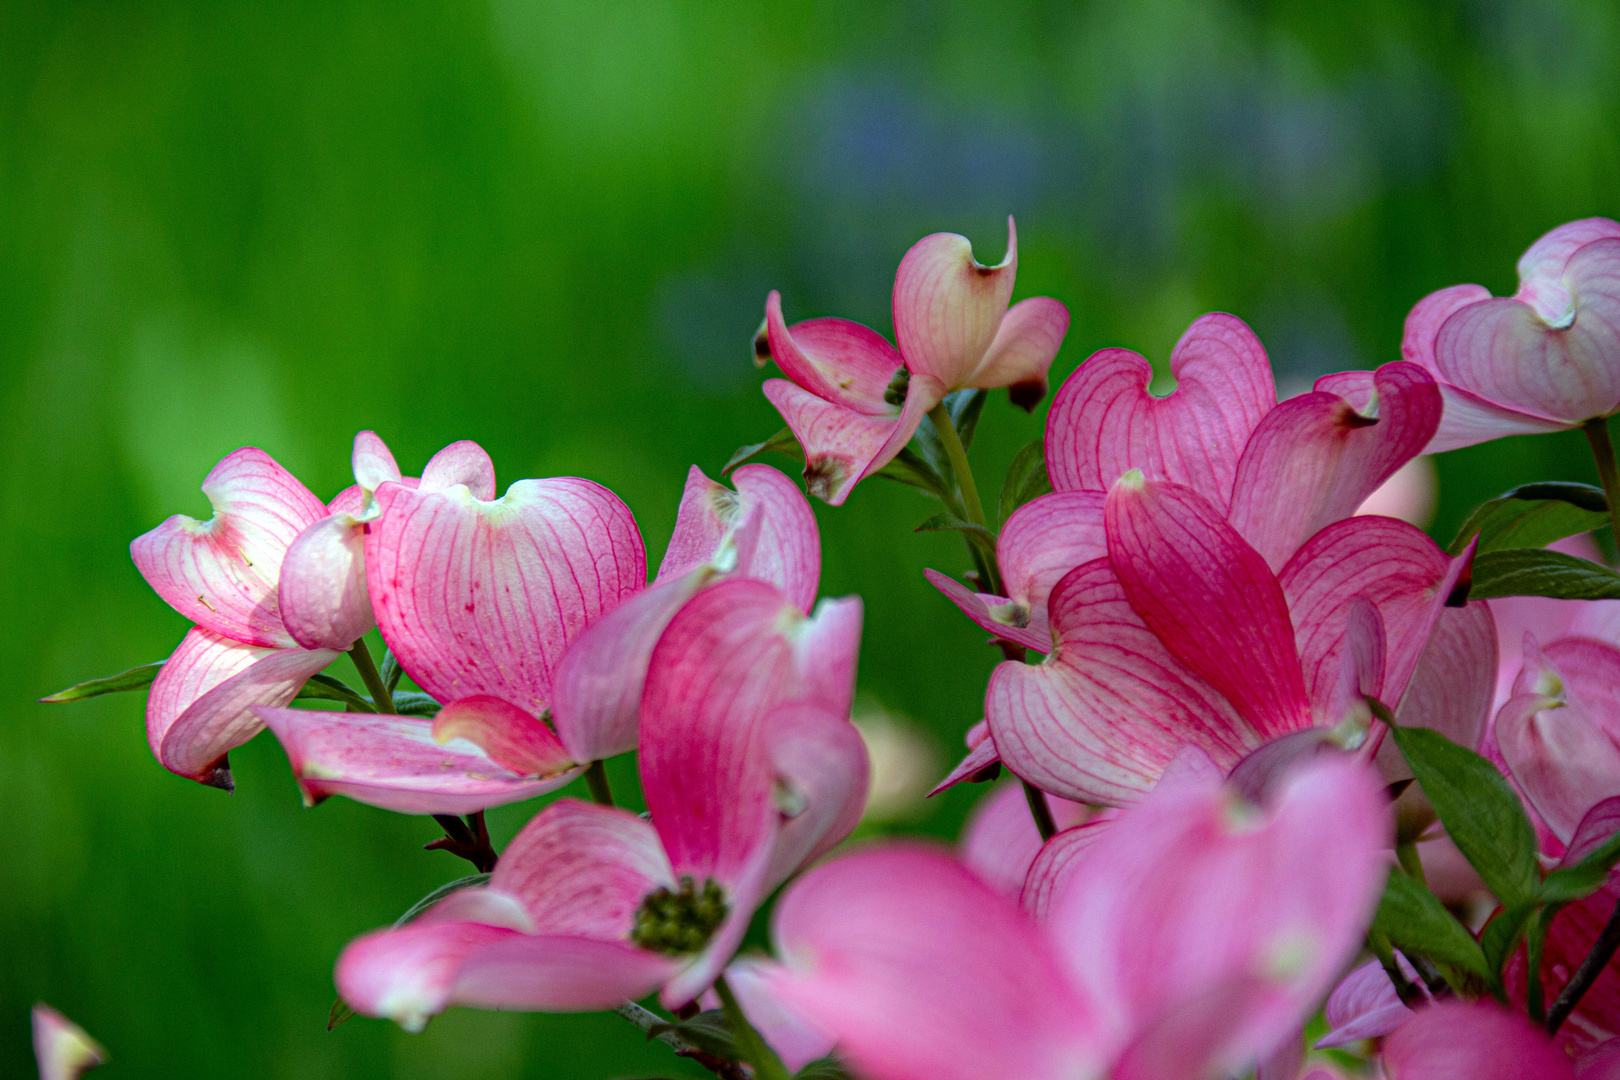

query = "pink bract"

[
  {"left": 1381, "top": 1001, "right": 1575, "bottom": 1079},
  {"left": 31, "top": 1004, "right": 106, "bottom": 1080}
]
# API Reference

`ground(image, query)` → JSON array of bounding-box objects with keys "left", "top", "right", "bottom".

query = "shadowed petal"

[
  {"left": 278, "top": 514, "right": 373, "bottom": 650},
  {"left": 32, "top": 1005, "right": 106, "bottom": 1080},
  {"left": 1317, "top": 956, "right": 1419, "bottom": 1049},
  {"left": 723, "top": 957, "right": 838, "bottom": 1074},
  {"left": 1045, "top": 313, "right": 1276, "bottom": 506},
  {"left": 431, "top": 695, "right": 575, "bottom": 776},
  {"left": 762, "top": 291, "right": 902, "bottom": 413},
  {"left": 1382, "top": 1002, "right": 1575, "bottom": 1080},
  {"left": 923, "top": 569, "right": 1048, "bottom": 653},
  {"left": 1376, "top": 603, "right": 1497, "bottom": 783},
  {"left": 366, "top": 477, "right": 645, "bottom": 716},
  {"left": 764, "top": 702, "right": 870, "bottom": 890},
  {"left": 893, "top": 219, "right": 1018, "bottom": 390},
  {"left": 130, "top": 447, "right": 329, "bottom": 646},
  {"left": 762, "top": 378, "right": 924, "bottom": 507},
  {"left": 1020, "top": 818, "right": 1115, "bottom": 921},
  {"left": 970, "top": 296, "right": 1070, "bottom": 405},
  {"left": 929, "top": 725, "right": 1002, "bottom": 796},
  {"left": 957, "top": 780, "right": 1090, "bottom": 900}
]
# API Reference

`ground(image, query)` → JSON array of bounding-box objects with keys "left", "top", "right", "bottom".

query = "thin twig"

[
  {"left": 348, "top": 637, "right": 396, "bottom": 714},
  {"left": 584, "top": 760, "right": 615, "bottom": 807},
  {"left": 612, "top": 1001, "right": 748, "bottom": 1080},
  {"left": 1548, "top": 893, "right": 1620, "bottom": 1034},
  {"left": 425, "top": 811, "right": 497, "bottom": 873}
]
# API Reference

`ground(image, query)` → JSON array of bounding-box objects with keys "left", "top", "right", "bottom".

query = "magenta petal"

[
  {"left": 256, "top": 707, "right": 581, "bottom": 814},
  {"left": 929, "top": 730, "right": 1002, "bottom": 796},
  {"left": 1386, "top": 603, "right": 1497, "bottom": 758},
  {"left": 1046, "top": 313, "right": 1276, "bottom": 506},
  {"left": 1106, "top": 477, "right": 1312, "bottom": 741},
  {"left": 1562, "top": 796, "right": 1620, "bottom": 866},
  {"left": 1403, "top": 283, "right": 1495, "bottom": 372},
  {"left": 767, "top": 843, "right": 1101, "bottom": 1080},
  {"left": 997, "top": 489, "right": 1108, "bottom": 632},
  {"left": 1228, "top": 361, "right": 1442, "bottom": 571},
  {"left": 1317, "top": 956, "right": 1418, "bottom": 1049},
  {"left": 490, "top": 799, "right": 674, "bottom": 935},
  {"left": 923, "top": 568, "right": 1049, "bottom": 653},
  {"left": 970, "top": 296, "right": 1070, "bottom": 400},
  {"left": 762, "top": 291, "right": 903, "bottom": 413},
  {"left": 130, "top": 447, "right": 329, "bottom": 647},
  {"left": 762, "top": 378, "right": 908, "bottom": 506},
  {"left": 430, "top": 695, "right": 575, "bottom": 777},
  {"left": 32, "top": 1004, "right": 106, "bottom": 1080},
  {"left": 351, "top": 430, "right": 403, "bottom": 493},
  {"left": 420, "top": 439, "right": 497, "bottom": 499},
  {"left": 366, "top": 477, "right": 645, "bottom": 716},
  {"left": 721, "top": 958, "right": 838, "bottom": 1074},
  {"left": 148, "top": 627, "right": 338, "bottom": 786},
  {"left": 1021, "top": 818, "right": 1114, "bottom": 922},
  {"left": 958, "top": 781, "right": 1089, "bottom": 900},
  {"left": 987, "top": 557, "right": 1261, "bottom": 805},
  {"left": 1382, "top": 1002, "right": 1576, "bottom": 1080},
  {"left": 278, "top": 514, "right": 373, "bottom": 650},
  {"left": 893, "top": 219, "right": 1018, "bottom": 391},
  {"left": 763, "top": 702, "right": 869, "bottom": 889}
]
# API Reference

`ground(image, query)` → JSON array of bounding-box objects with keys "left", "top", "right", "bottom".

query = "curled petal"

[
  {"left": 762, "top": 292, "right": 902, "bottom": 414},
  {"left": 970, "top": 296, "right": 1070, "bottom": 404},
  {"left": 929, "top": 728, "right": 1003, "bottom": 796},
  {"left": 149, "top": 627, "right": 338, "bottom": 787},
  {"left": 366, "top": 477, "right": 645, "bottom": 716},
  {"left": 1377, "top": 603, "right": 1497, "bottom": 783},
  {"left": 923, "top": 569, "right": 1048, "bottom": 653},
  {"left": 1382, "top": 1002, "right": 1575, "bottom": 1080},
  {"left": 893, "top": 218, "right": 1017, "bottom": 391},
  {"left": 1021, "top": 818, "right": 1114, "bottom": 922},
  {"left": 763, "top": 703, "right": 870, "bottom": 889},
  {"left": 351, "top": 430, "right": 403, "bottom": 494},
  {"left": 431, "top": 695, "right": 576, "bottom": 777},
  {"left": 1317, "top": 956, "right": 1419, "bottom": 1049},
  {"left": 1402, "top": 283, "right": 1494, "bottom": 373},
  {"left": 997, "top": 489, "right": 1108, "bottom": 634},
  {"left": 130, "top": 447, "right": 329, "bottom": 646},
  {"left": 420, "top": 440, "right": 497, "bottom": 499},
  {"left": 767, "top": 843, "right": 1101, "bottom": 1080},
  {"left": 1046, "top": 313, "right": 1276, "bottom": 506},
  {"left": 278, "top": 514, "right": 373, "bottom": 650},
  {"left": 1424, "top": 383, "right": 1571, "bottom": 454},
  {"left": 257, "top": 707, "right": 580, "bottom": 814},
  {"left": 1516, "top": 219, "right": 1620, "bottom": 320},
  {"left": 762, "top": 378, "right": 924, "bottom": 507},
  {"left": 1229, "top": 362, "right": 1442, "bottom": 571},
  {"left": 1106, "top": 477, "right": 1312, "bottom": 741},
  {"left": 956, "top": 780, "right": 1090, "bottom": 901}
]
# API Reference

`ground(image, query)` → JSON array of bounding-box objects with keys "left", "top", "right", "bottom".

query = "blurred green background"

[{"left": 3, "top": 0, "right": 1618, "bottom": 1075}]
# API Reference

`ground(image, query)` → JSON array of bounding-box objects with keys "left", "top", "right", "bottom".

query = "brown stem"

[
  {"left": 1548, "top": 892, "right": 1620, "bottom": 1034},
  {"left": 425, "top": 811, "right": 497, "bottom": 873}
]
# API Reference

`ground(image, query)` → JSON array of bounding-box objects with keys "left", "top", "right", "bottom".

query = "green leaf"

[
  {"left": 871, "top": 446, "right": 957, "bottom": 510},
  {"left": 1540, "top": 829, "right": 1620, "bottom": 903},
  {"left": 1390, "top": 727, "right": 1541, "bottom": 908},
  {"left": 394, "top": 874, "right": 492, "bottom": 927},
  {"left": 794, "top": 1058, "right": 857, "bottom": 1079},
  {"left": 327, "top": 998, "right": 356, "bottom": 1030},
  {"left": 380, "top": 649, "right": 404, "bottom": 694},
  {"left": 644, "top": 1009, "right": 737, "bottom": 1060},
  {"left": 1447, "top": 482, "right": 1610, "bottom": 556},
  {"left": 1468, "top": 548, "right": 1620, "bottom": 601},
  {"left": 916, "top": 513, "right": 999, "bottom": 564},
  {"left": 40, "top": 661, "right": 163, "bottom": 703},
  {"left": 1480, "top": 904, "right": 1536, "bottom": 983},
  {"left": 391, "top": 691, "right": 442, "bottom": 717},
  {"left": 998, "top": 438, "right": 1053, "bottom": 526},
  {"left": 294, "top": 673, "right": 375, "bottom": 711},
  {"left": 1371, "top": 870, "right": 1490, "bottom": 978},
  {"left": 724, "top": 428, "right": 803, "bottom": 474}
]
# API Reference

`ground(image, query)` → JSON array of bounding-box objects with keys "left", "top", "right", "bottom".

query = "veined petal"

[
  {"left": 490, "top": 799, "right": 675, "bottom": 936},
  {"left": 1424, "top": 383, "right": 1571, "bottom": 453},
  {"left": 1106, "top": 477, "right": 1312, "bottom": 741},
  {"left": 761, "top": 292, "right": 903, "bottom": 414},
  {"left": 1518, "top": 219, "right": 1620, "bottom": 291},
  {"left": 763, "top": 702, "right": 870, "bottom": 890},
  {"left": 420, "top": 440, "right": 497, "bottom": 499},
  {"left": 431, "top": 695, "right": 575, "bottom": 777},
  {"left": 986, "top": 558, "right": 1260, "bottom": 806},
  {"left": 1402, "top": 283, "right": 1494, "bottom": 374},
  {"left": 1382, "top": 1002, "right": 1575, "bottom": 1080},
  {"left": 766, "top": 843, "right": 1102, "bottom": 1080},
  {"left": 1228, "top": 362, "right": 1442, "bottom": 572},
  {"left": 130, "top": 447, "right": 329, "bottom": 646},
  {"left": 761, "top": 379, "right": 907, "bottom": 507},
  {"left": 278, "top": 514, "right": 373, "bottom": 651},
  {"left": 1317, "top": 956, "right": 1419, "bottom": 1049},
  {"left": 1380, "top": 603, "right": 1497, "bottom": 777},
  {"left": 656, "top": 463, "right": 820, "bottom": 613},
  {"left": 923, "top": 569, "right": 1048, "bottom": 653},
  {"left": 969, "top": 296, "right": 1070, "bottom": 404},
  {"left": 149, "top": 627, "right": 338, "bottom": 787},
  {"left": 997, "top": 489, "right": 1108, "bottom": 634},
  {"left": 1021, "top": 818, "right": 1115, "bottom": 921},
  {"left": 256, "top": 707, "right": 580, "bottom": 814},
  {"left": 351, "top": 430, "right": 403, "bottom": 494},
  {"left": 893, "top": 218, "right": 1018, "bottom": 391},
  {"left": 366, "top": 477, "right": 645, "bottom": 716},
  {"left": 957, "top": 780, "right": 1091, "bottom": 901},
  {"left": 31, "top": 1004, "right": 106, "bottom": 1080},
  {"left": 1045, "top": 313, "right": 1276, "bottom": 507},
  {"left": 929, "top": 726, "right": 1003, "bottom": 796}
]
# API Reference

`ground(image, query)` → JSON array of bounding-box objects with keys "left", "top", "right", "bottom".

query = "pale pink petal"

[
  {"left": 766, "top": 843, "right": 1101, "bottom": 1080},
  {"left": 1110, "top": 974, "right": 1284, "bottom": 1080},
  {"left": 997, "top": 489, "right": 1108, "bottom": 632},
  {"left": 763, "top": 702, "right": 870, "bottom": 889},
  {"left": 1355, "top": 456, "right": 1438, "bottom": 528},
  {"left": 1317, "top": 956, "right": 1419, "bottom": 1048},
  {"left": 148, "top": 628, "right": 338, "bottom": 786},
  {"left": 656, "top": 464, "right": 820, "bottom": 613},
  {"left": 1106, "top": 477, "right": 1312, "bottom": 740},
  {"left": 420, "top": 440, "right": 497, "bottom": 499},
  {"left": 987, "top": 558, "right": 1261, "bottom": 805},
  {"left": 762, "top": 291, "right": 903, "bottom": 413},
  {"left": 351, "top": 430, "right": 403, "bottom": 494},
  {"left": 969, "top": 296, "right": 1070, "bottom": 404},
  {"left": 762, "top": 377, "right": 926, "bottom": 507},
  {"left": 257, "top": 707, "right": 581, "bottom": 814},
  {"left": 1045, "top": 313, "right": 1276, "bottom": 507},
  {"left": 1020, "top": 818, "right": 1114, "bottom": 921},
  {"left": 1385, "top": 602, "right": 1498, "bottom": 763},
  {"left": 923, "top": 568, "right": 1049, "bottom": 653},
  {"left": 958, "top": 781, "right": 1090, "bottom": 899},
  {"left": 723, "top": 957, "right": 837, "bottom": 1073},
  {"left": 490, "top": 798, "right": 675, "bottom": 935},
  {"left": 1517, "top": 219, "right": 1620, "bottom": 314},
  {"left": 1229, "top": 362, "right": 1442, "bottom": 571},
  {"left": 278, "top": 514, "right": 373, "bottom": 650},
  {"left": 366, "top": 477, "right": 646, "bottom": 716},
  {"left": 929, "top": 729, "right": 1003, "bottom": 796},
  {"left": 789, "top": 594, "right": 865, "bottom": 718},
  {"left": 335, "top": 917, "right": 521, "bottom": 1031},
  {"left": 1383, "top": 1002, "right": 1576, "bottom": 1080},
  {"left": 32, "top": 1004, "right": 106, "bottom": 1080},
  {"left": 893, "top": 218, "right": 1017, "bottom": 391},
  {"left": 130, "top": 447, "right": 329, "bottom": 646},
  {"left": 1563, "top": 796, "right": 1620, "bottom": 866},
  {"left": 430, "top": 695, "right": 575, "bottom": 776},
  {"left": 1429, "top": 383, "right": 1573, "bottom": 452},
  {"left": 1402, "top": 283, "right": 1494, "bottom": 373},
  {"left": 549, "top": 573, "right": 708, "bottom": 764},
  {"left": 1225, "top": 728, "right": 1348, "bottom": 806}
]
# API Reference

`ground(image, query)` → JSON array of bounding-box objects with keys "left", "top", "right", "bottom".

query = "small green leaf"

[
  {"left": 915, "top": 513, "right": 999, "bottom": 564},
  {"left": 1468, "top": 548, "right": 1620, "bottom": 601},
  {"left": 1447, "top": 483, "right": 1610, "bottom": 556},
  {"left": 1540, "top": 829, "right": 1620, "bottom": 903},
  {"left": 1372, "top": 870, "right": 1490, "bottom": 978},
  {"left": 327, "top": 998, "right": 356, "bottom": 1030},
  {"left": 644, "top": 1009, "right": 737, "bottom": 1060},
  {"left": 1480, "top": 904, "right": 1536, "bottom": 984},
  {"left": 794, "top": 1058, "right": 857, "bottom": 1079},
  {"left": 40, "top": 662, "right": 164, "bottom": 703},
  {"left": 724, "top": 428, "right": 803, "bottom": 474},
  {"left": 393, "top": 874, "right": 492, "bottom": 927},
  {"left": 295, "top": 673, "right": 376, "bottom": 712},
  {"left": 946, "top": 388, "right": 987, "bottom": 451},
  {"left": 998, "top": 438, "right": 1053, "bottom": 526},
  {"left": 871, "top": 446, "right": 957, "bottom": 510},
  {"left": 391, "top": 691, "right": 442, "bottom": 717},
  {"left": 380, "top": 649, "right": 404, "bottom": 694},
  {"left": 1390, "top": 727, "right": 1541, "bottom": 908}
]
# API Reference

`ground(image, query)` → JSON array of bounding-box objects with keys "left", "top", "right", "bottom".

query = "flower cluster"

[{"left": 39, "top": 218, "right": 1620, "bottom": 1080}]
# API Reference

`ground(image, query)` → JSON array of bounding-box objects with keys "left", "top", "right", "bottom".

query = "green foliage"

[
  {"left": 294, "top": 672, "right": 376, "bottom": 711},
  {"left": 644, "top": 1010, "right": 738, "bottom": 1061},
  {"left": 794, "top": 1058, "right": 857, "bottom": 1079},
  {"left": 39, "top": 661, "right": 163, "bottom": 703},
  {"left": 998, "top": 438, "right": 1053, "bottom": 526},
  {"left": 1447, "top": 482, "right": 1610, "bottom": 555},
  {"left": 1468, "top": 548, "right": 1620, "bottom": 601},
  {"left": 1539, "top": 831, "right": 1620, "bottom": 904},
  {"left": 1371, "top": 870, "right": 1489, "bottom": 979}
]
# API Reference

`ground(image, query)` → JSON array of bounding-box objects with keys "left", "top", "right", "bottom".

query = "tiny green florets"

[
  {"left": 630, "top": 876, "right": 728, "bottom": 956},
  {"left": 883, "top": 366, "right": 911, "bottom": 407}
]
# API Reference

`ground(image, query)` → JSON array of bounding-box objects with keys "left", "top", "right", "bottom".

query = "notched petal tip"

[
  {"left": 754, "top": 307, "right": 773, "bottom": 367},
  {"left": 1008, "top": 379, "right": 1046, "bottom": 411},
  {"left": 200, "top": 757, "right": 235, "bottom": 792}
]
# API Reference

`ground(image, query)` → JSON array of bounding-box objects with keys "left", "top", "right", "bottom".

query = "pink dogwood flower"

[
  {"left": 332, "top": 577, "right": 866, "bottom": 1026},
  {"left": 754, "top": 755, "right": 1389, "bottom": 1080},
  {"left": 759, "top": 218, "right": 1069, "bottom": 504},
  {"left": 1402, "top": 218, "right": 1620, "bottom": 451},
  {"left": 956, "top": 779, "right": 1090, "bottom": 899},
  {"left": 259, "top": 461, "right": 820, "bottom": 814},
  {"left": 31, "top": 1005, "right": 106, "bottom": 1080},
  {"left": 1381, "top": 1001, "right": 1576, "bottom": 1080}
]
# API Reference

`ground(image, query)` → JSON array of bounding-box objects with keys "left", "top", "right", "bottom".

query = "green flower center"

[
  {"left": 883, "top": 366, "right": 910, "bottom": 407},
  {"left": 630, "top": 876, "right": 728, "bottom": 956}
]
